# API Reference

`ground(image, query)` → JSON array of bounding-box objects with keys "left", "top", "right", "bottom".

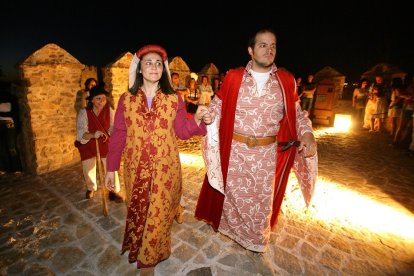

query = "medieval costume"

[
  {"left": 106, "top": 44, "right": 206, "bottom": 269},
  {"left": 195, "top": 62, "right": 318, "bottom": 252},
  {"left": 76, "top": 86, "right": 120, "bottom": 198}
]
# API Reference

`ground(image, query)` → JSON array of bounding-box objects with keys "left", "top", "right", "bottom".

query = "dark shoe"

[
  {"left": 86, "top": 190, "right": 94, "bottom": 199},
  {"left": 109, "top": 191, "right": 124, "bottom": 203}
]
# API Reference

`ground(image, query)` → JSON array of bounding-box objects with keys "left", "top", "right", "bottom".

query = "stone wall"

[
  {"left": 102, "top": 52, "right": 133, "bottom": 108},
  {"left": 169, "top": 56, "right": 191, "bottom": 86},
  {"left": 19, "top": 43, "right": 90, "bottom": 174},
  {"left": 16, "top": 43, "right": 219, "bottom": 175}
]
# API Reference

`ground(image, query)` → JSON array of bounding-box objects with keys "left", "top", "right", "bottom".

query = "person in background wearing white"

[{"left": 197, "top": 75, "right": 214, "bottom": 106}]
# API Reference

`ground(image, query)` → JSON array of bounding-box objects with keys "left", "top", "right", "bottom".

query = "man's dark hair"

[{"left": 248, "top": 28, "right": 277, "bottom": 48}]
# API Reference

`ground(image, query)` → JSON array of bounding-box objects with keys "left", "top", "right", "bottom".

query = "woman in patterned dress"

[{"left": 104, "top": 45, "right": 207, "bottom": 275}]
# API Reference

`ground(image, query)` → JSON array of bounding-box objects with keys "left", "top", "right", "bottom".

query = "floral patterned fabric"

[
  {"left": 121, "top": 90, "right": 183, "bottom": 267},
  {"left": 107, "top": 86, "right": 205, "bottom": 268}
]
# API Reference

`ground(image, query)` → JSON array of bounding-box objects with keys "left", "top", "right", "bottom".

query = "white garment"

[
  {"left": 250, "top": 70, "right": 271, "bottom": 96},
  {"left": 198, "top": 84, "right": 214, "bottom": 105},
  {"left": 76, "top": 108, "right": 115, "bottom": 144},
  {"left": 202, "top": 114, "right": 224, "bottom": 194}
]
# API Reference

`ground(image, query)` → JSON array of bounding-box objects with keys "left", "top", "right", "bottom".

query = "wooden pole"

[{"left": 95, "top": 139, "right": 108, "bottom": 216}]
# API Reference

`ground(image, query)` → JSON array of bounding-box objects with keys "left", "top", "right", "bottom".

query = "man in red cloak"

[{"left": 196, "top": 28, "right": 318, "bottom": 252}]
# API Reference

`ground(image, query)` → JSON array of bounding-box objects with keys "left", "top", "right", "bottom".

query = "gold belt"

[{"left": 232, "top": 132, "right": 276, "bottom": 148}]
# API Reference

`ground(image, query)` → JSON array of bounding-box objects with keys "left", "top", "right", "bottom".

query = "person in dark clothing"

[
  {"left": 0, "top": 87, "right": 22, "bottom": 174},
  {"left": 300, "top": 74, "right": 317, "bottom": 115}
]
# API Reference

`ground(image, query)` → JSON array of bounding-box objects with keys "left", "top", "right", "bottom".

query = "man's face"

[{"left": 248, "top": 32, "right": 276, "bottom": 69}]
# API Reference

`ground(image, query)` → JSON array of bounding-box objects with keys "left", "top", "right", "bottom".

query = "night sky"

[{"left": 2, "top": 1, "right": 413, "bottom": 83}]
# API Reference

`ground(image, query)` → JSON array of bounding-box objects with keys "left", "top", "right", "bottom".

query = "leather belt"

[{"left": 233, "top": 132, "right": 276, "bottom": 148}]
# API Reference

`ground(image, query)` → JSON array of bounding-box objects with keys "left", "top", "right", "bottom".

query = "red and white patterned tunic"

[{"left": 209, "top": 63, "right": 313, "bottom": 252}]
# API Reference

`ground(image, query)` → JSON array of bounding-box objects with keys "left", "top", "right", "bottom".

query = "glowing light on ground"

[
  {"left": 287, "top": 177, "right": 414, "bottom": 240},
  {"left": 333, "top": 114, "right": 352, "bottom": 132},
  {"left": 179, "top": 137, "right": 414, "bottom": 242},
  {"left": 179, "top": 152, "right": 205, "bottom": 168}
]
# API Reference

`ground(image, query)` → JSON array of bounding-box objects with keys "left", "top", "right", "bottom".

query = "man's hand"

[{"left": 298, "top": 132, "right": 317, "bottom": 157}]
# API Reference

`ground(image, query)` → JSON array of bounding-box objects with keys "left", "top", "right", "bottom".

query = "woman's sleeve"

[
  {"left": 107, "top": 95, "right": 127, "bottom": 171},
  {"left": 174, "top": 93, "right": 206, "bottom": 139},
  {"left": 109, "top": 107, "right": 115, "bottom": 135}
]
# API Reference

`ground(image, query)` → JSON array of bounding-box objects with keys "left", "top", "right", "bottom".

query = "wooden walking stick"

[{"left": 95, "top": 139, "right": 108, "bottom": 216}]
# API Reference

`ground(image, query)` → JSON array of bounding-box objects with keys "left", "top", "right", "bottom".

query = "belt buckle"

[{"left": 246, "top": 135, "right": 257, "bottom": 148}]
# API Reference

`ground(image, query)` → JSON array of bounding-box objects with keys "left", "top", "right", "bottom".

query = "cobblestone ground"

[{"left": 0, "top": 126, "right": 414, "bottom": 275}]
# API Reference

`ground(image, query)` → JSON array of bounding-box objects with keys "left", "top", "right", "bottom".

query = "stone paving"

[{"left": 1, "top": 126, "right": 414, "bottom": 275}]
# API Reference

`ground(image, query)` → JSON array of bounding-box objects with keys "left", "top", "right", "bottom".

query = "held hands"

[
  {"left": 195, "top": 105, "right": 216, "bottom": 125},
  {"left": 298, "top": 132, "right": 317, "bottom": 157}
]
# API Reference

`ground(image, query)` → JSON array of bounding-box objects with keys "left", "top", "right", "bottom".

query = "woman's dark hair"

[
  {"left": 128, "top": 61, "right": 174, "bottom": 96},
  {"left": 84, "top": 78, "right": 98, "bottom": 91}
]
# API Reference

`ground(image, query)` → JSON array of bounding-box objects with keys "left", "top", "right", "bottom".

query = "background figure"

[
  {"left": 388, "top": 77, "right": 404, "bottom": 137},
  {"left": 212, "top": 77, "right": 220, "bottom": 99},
  {"left": 363, "top": 85, "right": 378, "bottom": 131},
  {"left": 370, "top": 74, "right": 390, "bottom": 132},
  {"left": 75, "top": 78, "right": 98, "bottom": 113},
  {"left": 0, "top": 87, "right": 22, "bottom": 174},
  {"left": 171, "top": 72, "right": 187, "bottom": 101},
  {"left": 300, "top": 74, "right": 317, "bottom": 116},
  {"left": 104, "top": 44, "right": 207, "bottom": 275},
  {"left": 352, "top": 79, "right": 369, "bottom": 127},
  {"left": 75, "top": 85, "right": 122, "bottom": 202},
  {"left": 393, "top": 75, "right": 414, "bottom": 147},
  {"left": 197, "top": 75, "right": 214, "bottom": 106},
  {"left": 185, "top": 77, "right": 200, "bottom": 114},
  {"left": 296, "top": 76, "right": 303, "bottom": 99},
  {"left": 218, "top": 72, "right": 226, "bottom": 90},
  {"left": 195, "top": 29, "right": 317, "bottom": 253}
]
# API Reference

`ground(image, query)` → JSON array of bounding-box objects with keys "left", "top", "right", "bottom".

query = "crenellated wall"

[
  {"left": 19, "top": 44, "right": 88, "bottom": 174},
  {"left": 17, "top": 43, "right": 221, "bottom": 175},
  {"left": 102, "top": 52, "right": 133, "bottom": 109}
]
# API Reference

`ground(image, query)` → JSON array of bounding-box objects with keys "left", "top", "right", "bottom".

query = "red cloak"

[{"left": 195, "top": 67, "right": 298, "bottom": 230}]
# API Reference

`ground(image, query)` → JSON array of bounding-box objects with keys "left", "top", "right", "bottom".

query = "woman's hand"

[{"left": 195, "top": 105, "right": 208, "bottom": 125}]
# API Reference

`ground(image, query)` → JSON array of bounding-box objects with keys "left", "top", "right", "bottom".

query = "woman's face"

[
  {"left": 189, "top": 79, "right": 196, "bottom": 89},
  {"left": 140, "top": 52, "right": 163, "bottom": 83},
  {"left": 92, "top": 94, "right": 107, "bottom": 110}
]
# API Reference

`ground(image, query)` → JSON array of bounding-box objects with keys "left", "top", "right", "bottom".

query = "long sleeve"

[
  {"left": 295, "top": 101, "right": 314, "bottom": 138},
  {"left": 109, "top": 108, "right": 115, "bottom": 135},
  {"left": 174, "top": 94, "right": 206, "bottom": 139},
  {"left": 106, "top": 95, "right": 127, "bottom": 171},
  {"left": 76, "top": 109, "right": 90, "bottom": 144}
]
